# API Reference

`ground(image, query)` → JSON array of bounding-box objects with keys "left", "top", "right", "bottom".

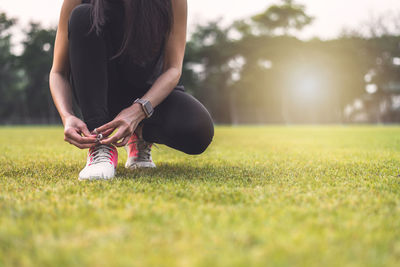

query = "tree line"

[{"left": 1, "top": 0, "right": 400, "bottom": 124}]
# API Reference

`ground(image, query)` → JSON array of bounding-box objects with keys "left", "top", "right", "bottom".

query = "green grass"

[{"left": 1, "top": 126, "right": 400, "bottom": 267}]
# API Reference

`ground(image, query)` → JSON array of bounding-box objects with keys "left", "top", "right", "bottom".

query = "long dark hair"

[{"left": 90, "top": 0, "right": 173, "bottom": 64}]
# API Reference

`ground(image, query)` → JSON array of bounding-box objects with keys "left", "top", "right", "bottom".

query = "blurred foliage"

[
  {"left": 184, "top": 1, "right": 400, "bottom": 124},
  {"left": 0, "top": 13, "right": 20, "bottom": 120},
  {"left": 19, "top": 23, "right": 57, "bottom": 122},
  {"left": 0, "top": 12, "right": 57, "bottom": 124},
  {"left": 1, "top": 0, "right": 400, "bottom": 124},
  {"left": 252, "top": 0, "right": 314, "bottom": 35}
]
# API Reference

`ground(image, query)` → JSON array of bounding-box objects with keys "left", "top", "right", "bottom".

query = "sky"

[{"left": 1, "top": 0, "right": 400, "bottom": 42}]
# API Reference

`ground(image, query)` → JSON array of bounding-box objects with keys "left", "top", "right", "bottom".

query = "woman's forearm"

[
  {"left": 136, "top": 0, "right": 187, "bottom": 111},
  {"left": 140, "top": 67, "right": 182, "bottom": 108},
  {"left": 49, "top": 71, "right": 75, "bottom": 125}
]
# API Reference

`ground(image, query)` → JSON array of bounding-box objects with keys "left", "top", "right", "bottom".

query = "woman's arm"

[
  {"left": 49, "top": 0, "right": 97, "bottom": 148},
  {"left": 140, "top": 0, "right": 188, "bottom": 107},
  {"left": 98, "top": 0, "right": 188, "bottom": 146}
]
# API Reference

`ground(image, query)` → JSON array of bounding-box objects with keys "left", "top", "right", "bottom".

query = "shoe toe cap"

[{"left": 79, "top": 163, "right": 115, "bottom": 180}]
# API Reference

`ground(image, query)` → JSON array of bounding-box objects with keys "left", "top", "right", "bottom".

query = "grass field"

[{"left": 1, "top": 126, "right": 400, "bottom": 267}]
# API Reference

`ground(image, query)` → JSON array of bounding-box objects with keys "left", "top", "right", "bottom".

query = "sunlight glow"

[
  {"left": 258, "top": 59, "right": 273, "bottom": 69},
  {"left": 42, "top": 43, "right": 51, "bottom": 52},
  {"left": 289, "top": 67, "right": 325, "bottom": 102},
  {"left": 366, "top": 84, "right": 378, "bottom": 94},
  {"left": 226, "top": 55, "right": 246, "bottom": 85},
  {"left": 393, "top": 57, "right": 400, "bottom": 66}
]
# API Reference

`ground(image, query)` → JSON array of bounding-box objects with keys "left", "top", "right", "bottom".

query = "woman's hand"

[
  {"left": 63, "top": 115, "right": 97, "bottom": 149},
  {"left": 96, "top": 104, "right": 146, "bottom": 147}
]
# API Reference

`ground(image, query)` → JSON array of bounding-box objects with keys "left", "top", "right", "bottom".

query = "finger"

[
  {"left": 100, "top": 128, "right": 127, "bottom": 145},
  {"left": 66, "top": 129, "right": 97, "bottom": 144},
  {"left": 102, "top": 128, "right": 115, "bottom": 138},
  {"left": 114, "top": 135, "right": 130, "bottom": 147},
  {"left": 66, "top": 138, "right": 96, "bottom": 149},
  {"left": 96, "top": 121, "right": 117, "bottom": 133},
  {"left": 74, "top": 133, "right": 98, "bottom": 144},
  {"left": 79, "top": 124, "right": 92, "bottom": 137}
]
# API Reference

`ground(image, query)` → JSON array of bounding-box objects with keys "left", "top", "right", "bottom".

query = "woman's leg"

[
  {"left": 68, "top": 4, "right": 111, "bottom": 131},
  {"left": 142, "top": 90, "right": 214, "bottom": 155}
]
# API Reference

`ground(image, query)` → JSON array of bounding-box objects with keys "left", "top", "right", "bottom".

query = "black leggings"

[{"left": 68, "top": 4, "right": 214, "bottom": 155}]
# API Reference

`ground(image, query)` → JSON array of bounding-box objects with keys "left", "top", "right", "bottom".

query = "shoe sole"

[
  {"left": 78, "top": 176, "right": 115, "bottom": 181},
  {"left": 78, "top": 171, "right": 117, "bottom": 181},
  {"left": 125, "top": 161, "right": 156, "bottom": 169}
]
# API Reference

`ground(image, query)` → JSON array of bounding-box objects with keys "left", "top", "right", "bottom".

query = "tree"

[
  {"left": 0, "top": 12, "right": 20, "bottom": 122},
  {"left": 185, "top": 21, "right": 236, "bottom": 123},
  {"left": 251, "top": 0, "right": 314, "bottom": 36},
  {"left": 18, "top": 22, "right": 57, "bottom": 123}
]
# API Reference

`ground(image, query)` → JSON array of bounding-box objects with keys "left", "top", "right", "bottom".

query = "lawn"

[{"left": 1, "top": 126, "right": 400, "bottom": 267}]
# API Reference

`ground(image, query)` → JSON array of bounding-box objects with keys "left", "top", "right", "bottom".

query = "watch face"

[{"left": 144, "top": 101, "right": 153, "bottom": 116}]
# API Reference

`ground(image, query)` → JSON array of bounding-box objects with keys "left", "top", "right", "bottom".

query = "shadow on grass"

[
  {"left": 0, "top": 159, "right": 265, "bottom": 184},
  {"left": 116, "top": 162, "right": 263, "bottom": 183},
  {"left": 3, "top": 156, "right": 399, "bottom": 185}
]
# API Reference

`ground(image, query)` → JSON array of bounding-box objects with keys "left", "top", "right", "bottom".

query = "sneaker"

[
  {"left": 125, "top": 133, "right": 156, "bottom": 169},
  {"left": 78, "top": 144, "right": 118, "bottom": 180}
]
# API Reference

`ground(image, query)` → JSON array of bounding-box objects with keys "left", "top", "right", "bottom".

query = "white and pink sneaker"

[
  {"left": 78, "top": 144, "right": 118, "bottom": 180},
  {"left": 125, "top": 133, "right": 156, "bottom": 169}
]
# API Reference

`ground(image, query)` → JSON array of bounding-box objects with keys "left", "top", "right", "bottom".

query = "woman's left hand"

[{"left": 95, "top": 104, "right": 147, "bottom": 147}]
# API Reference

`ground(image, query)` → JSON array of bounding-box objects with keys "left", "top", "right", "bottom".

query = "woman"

[{"left": 49, "top": 0, "right": 214, "bottom": 180}]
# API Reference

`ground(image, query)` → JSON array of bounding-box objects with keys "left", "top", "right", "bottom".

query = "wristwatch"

[{"left": 134, "top": 98, "right": 154, "bottom": 118}]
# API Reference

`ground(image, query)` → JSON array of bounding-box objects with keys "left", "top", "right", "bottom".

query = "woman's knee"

[
  {"left": 68, "top": 4, "right": 93, "bottom": 39},
  {"left": 154, "top": 90, "right": 215, "bottom": 155},
  {"left": 180, "top": 112, "right": 214, "bottom": 155}
]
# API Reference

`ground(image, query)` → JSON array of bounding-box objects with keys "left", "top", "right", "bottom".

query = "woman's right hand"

[{"left": 63, "top": 115, "right": 98, "bottom": 149}]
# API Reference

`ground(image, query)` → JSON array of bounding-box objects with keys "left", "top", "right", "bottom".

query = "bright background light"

[
  {"left": 366, "top": 84, "right": 378, "bottom": 94},
  {"left": 288, "top": 67, "right": 326, "bottom": 102},
  {"left": 1, "top": 0, "right": 400, "bottom": 39}
]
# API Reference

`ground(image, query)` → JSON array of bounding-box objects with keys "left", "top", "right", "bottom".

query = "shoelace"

[
  {"left": 89, "top": 144, "right": 115, "bottom": 165},
  {"left": 127, "top": 138, "right": 155, "bottom": 161}
]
